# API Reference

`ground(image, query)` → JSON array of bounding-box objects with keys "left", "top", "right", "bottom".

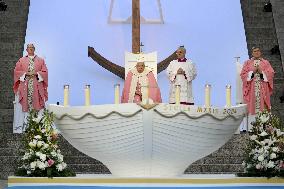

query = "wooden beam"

[{"left": 132, "top": 0, "right": 140, "bottom": 53}]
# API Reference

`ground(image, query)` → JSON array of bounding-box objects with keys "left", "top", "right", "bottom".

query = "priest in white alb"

[{"left": 166, "top": 46, "right": 197, "bottom": 105}]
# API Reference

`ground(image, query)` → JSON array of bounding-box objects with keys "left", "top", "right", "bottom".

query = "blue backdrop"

[{"left": 24, "top": 0, "right": 248, "bottom": 106}]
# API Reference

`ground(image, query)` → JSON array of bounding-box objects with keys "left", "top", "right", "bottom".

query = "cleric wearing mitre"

[{"left": 121, "top": 56, "right": 162, "bottom": 104}]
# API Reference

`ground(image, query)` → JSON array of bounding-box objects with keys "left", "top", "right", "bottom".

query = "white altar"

[{"left": 48, "top": 103, "right": 246, "bottom": 177}]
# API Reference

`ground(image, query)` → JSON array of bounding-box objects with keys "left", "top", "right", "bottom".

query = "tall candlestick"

[
  {"left": 63, "top": 85, "right": 69, "bottom": 106},
  {"left": 175, "top": 85, "right": 181, "bottom": 105},
  {"left": 114, "top": 84, "right": 120, "bottom": 104},
  {"left": 226, "top": 85, "right": 232, "bottom": 107},
  {"left": 205, "top": 84, "right": 211, "bottom": 108},
  {"left": 85, "top": 85, "right": 91, "bottom": 106}
]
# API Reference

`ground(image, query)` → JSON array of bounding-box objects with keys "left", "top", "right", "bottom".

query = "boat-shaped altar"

[{"left": 48, "top": 103, "right": 247, "bottom": 177}]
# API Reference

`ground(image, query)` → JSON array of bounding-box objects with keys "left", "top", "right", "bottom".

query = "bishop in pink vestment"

[
  {"left": 13, "top": 44, "right": 48, "bottom": 112},
  {"left": 121, "top": 62, "right": 162, "bottom": 103},
  {"left": 240, "top": 47, "right": 274, "bottom": 115}
]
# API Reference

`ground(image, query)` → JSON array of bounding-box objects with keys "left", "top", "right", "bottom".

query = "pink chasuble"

[
  {"left": 13, "top": 56, "right": 48, "bottom": 112},
  {"left": 121, "top": 69, "right": 162, "bottom": 103},
  {"left": 240, "top": 58, "right": 274, "bottom": 115}
]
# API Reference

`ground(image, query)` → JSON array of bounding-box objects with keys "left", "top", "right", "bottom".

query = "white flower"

[
  {"left": 30, "top": 162, "right": 37, "bottom": 170},
  {"left": 276, "top": 129, "right": 282, "bottom": 137},
  {"left": 47, "top": 136, "right": 51, "bottom": 141},
  {"left": 260, "top": 141, "right": 266, "bottom": 146},
  {"left": 264, "top": 146, "right": 270, "bottom": 151},
  {"left": 43, "top": 143, "right": 49, "bottom": 149},
  {"left": 258, "top": 155, "right": 264, "bottom": 162},
  {"left": 41, "top": 129, "right": 46, "bottom": 133},
  {"left": 33, "top": 114, "right": 43, "bottom": 123},
  {"left": 37, "top": 161, "right": 46, "bottom": 170},
  {"left": 62, "top": 162, "right": 67, "bottom": 169},
  {"left": 27, "top": 170, "right": 31, "bottom": 175},
  {"left": 257, "top": 148, "right": 264, "bottom": 154},
  {"left": 260, "top": 114, "right": 269, "bottom": 123},
  {"left": 51, "top": 151, "right": 57, "bottom": 157},
  {"left": 57, "top": 154, "right": 64, "bottom": 162},
  {"left": 35, "top": 152, "right": 42, "bottom": 157},
  {"left": 272, "top": 147, "right": 278, "bottom": 152},
  {"left": 22, "top": 152, "right": 30, "bottom": 160},
  {"left": 37, "top": 141, "right": 44, "bottom": 148},
  {"left": 256, "top": 164, "right": 262, "bottom": 169},
  {"left": 34, "top": 135, "right": 42, "bottom": 139},
  {"left": 270, "top": 153, "right": 277, "bottom": 159},
  {"left": 56, "top": 164, "right": 63, "bottom": 171},
  {"left": 267, "top": 161, "right": 275, "bottom": 168},
  {"left": 250, "top": 135, "right": 257, "bottom": 140},
  {"left": 259, "top": 131, "right": 268, "bottom": 136},
  {"left": 28, "top": 141, "right": 36, "bottom": 148},
  {"left": 39, "top": 154, "right": 46, "bottom": 161},
  {"left": 264, "top": 139, "right": 270, "bottom": 144},
  {"left": 268, "top": 139, "right": 274, "bottom": 146}
]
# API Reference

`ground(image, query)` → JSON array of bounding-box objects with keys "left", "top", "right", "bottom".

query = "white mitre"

[{"left": 136, "top": 54, "right": 145, "bottom": 63}]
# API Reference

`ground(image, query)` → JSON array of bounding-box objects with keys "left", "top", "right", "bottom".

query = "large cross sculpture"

[{"left": 88, "top": 0, "right": 177, "bottom": 79}]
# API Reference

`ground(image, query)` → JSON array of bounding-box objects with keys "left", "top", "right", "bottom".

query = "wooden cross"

[
  {"left": 88, "top": 0, "right": 177, "bottom": 79},
  {"left": 132, "top": 0, "right": 140, "bottom": 53}
]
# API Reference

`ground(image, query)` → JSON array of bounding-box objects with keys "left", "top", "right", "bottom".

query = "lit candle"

[
  {"left": 205, "top": 84, "right": 211, "bottom": 108},
  {"left": 175, "top": 85, "right": 181, "bottom": 105},
  {"left": 63, "top": 85, "right": 69, "bottom": 106},
  {"left": 226, "top": 85, "right": 232, "bottom": 107},
  {"left": 114, "top": 84, "right": 120, "bottom": 104},
  {"left": 85, "top": 85, "right": 91, "bottom": 106}
]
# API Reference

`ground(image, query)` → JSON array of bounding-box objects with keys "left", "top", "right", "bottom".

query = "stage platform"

[{"left": 7, "top": 174, "right": 284, "bottom": 188}]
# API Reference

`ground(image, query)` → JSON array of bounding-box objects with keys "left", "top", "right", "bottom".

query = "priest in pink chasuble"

[
  {"left": 13, "top": 44, "right": 48, "bottom": 133},
  {"left": 13, "top": 44, "right": 48, "bottom": 112},
  {"left": 166, "top": 46, "right": 197, "bottom": 105},
  {"left": 240, "top": 47, "right": 274, "bottom": 115},
  {"left": 121, "top": 59, "right": 162, "bottom": 104}
]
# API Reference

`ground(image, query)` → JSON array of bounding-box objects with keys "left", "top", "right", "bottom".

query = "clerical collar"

[
  {"left": 252, "top": 57, "right": 261, "bottom": 61},
  {"left": 178, "top": 58, "right": 187, "bottom": 62},
  {"left": 27, "top": 55, "right": 36, "bottom": 59}
]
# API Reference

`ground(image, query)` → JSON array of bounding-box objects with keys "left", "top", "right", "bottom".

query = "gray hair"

[
  {"left": 177, "top": 46, "right": 186, "bottom": 53},
  {"left": 27, "top": 44, "right": 35, "bottom": 49},
  {"left": 251, "top": 46, "right": 261, "bottom": 52}
]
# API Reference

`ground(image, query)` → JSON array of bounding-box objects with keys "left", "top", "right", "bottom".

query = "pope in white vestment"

[{"left": 166, "top": 46, "right": 197, "bottom": 105}]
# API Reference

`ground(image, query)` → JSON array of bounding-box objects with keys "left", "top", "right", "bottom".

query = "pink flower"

[
  {"left": 265, "top": 125, "right": 274, "bottom": 133},
  {"left": 48, "top": 159, "right": 55, "bottom": 167},
  {"left": 280, "top": 161, "right": 284, "bottom": 169}
]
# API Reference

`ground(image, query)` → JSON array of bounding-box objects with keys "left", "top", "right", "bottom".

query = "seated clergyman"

[{"left": 121, "top": 61, "right": 162, "bottom": 104}]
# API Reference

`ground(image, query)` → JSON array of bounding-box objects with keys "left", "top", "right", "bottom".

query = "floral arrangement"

[
  {"left": 15, "top": 109, "right": 75, "bottom": 177},
  {"left": 240, "top": 110, "right": 284, "bottom": 177}
]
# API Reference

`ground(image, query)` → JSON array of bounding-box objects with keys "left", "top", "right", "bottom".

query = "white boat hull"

[{"left": 48, "top": 103, "right": 247, "bottom": 177}]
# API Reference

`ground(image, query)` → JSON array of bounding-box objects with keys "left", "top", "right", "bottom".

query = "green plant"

[
  {"left": 15, "top": 109, "right": 75, "bottom": 177},
  {"left": 239, "top": 110, "right": 284, "bottom": 177}
]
